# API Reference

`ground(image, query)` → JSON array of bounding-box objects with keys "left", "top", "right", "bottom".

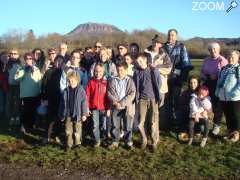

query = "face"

[
  {"left": 68, "top": 77, "right": 78, "bottom": 89},
  {"left": 71, "top": 52, "right": 81, "bottom": 66},
  {"left": 60, "top": 44, "right": 67, "bottom": 55},
  {"left": 229, "top": 52, "right": 239, "bottom": 65},
  {"left": 189, "top": 78, "right": 198, "bottom": 91},
  {"left": 197, "top": 92, "right": 205, "bottom": 100},
  {"left": 25, "top": 56, "right": 33, "bottom": 66},
  {"left": 118, "top": 46, "right": 128, "bottom": 56},
  {"left": 107, "top": 48, "right": 112, "bottom": 59},
  {"left": 130, "top": 45, "right": 139, "bottom": 56},
  {"left": 9, "top": 50, "right": 19, "bottom": 59},
  {"left": 125, "top": 55, "right": 132, "bottom": 65},
  {"left": 100, "top": 50, "right": 108, "bottom": 62},
  {"left": 34, "top": 50, "right": 41, "bottom": 61},
  {"left": 153, "top": 42, "right": 162, "bottom": 49},
  {"left": 137, "top": 56, "right": 148, "bottom": 69},
  {"left": 117, "top": 66, "right": 127, "bottom": 79},
  {"left": 209, "top": 47, "right": 220, "bottom": 58},
  {"left": 168, "top": 31, "right": 177, "bottom": 44},
  {"left": 95, "top": 42, "right": 102, "bottom": 53},
  {"left": 94, "top": 65, "right": 104, "bottom": 79},
  {"left": 49, "top": 51, "right": 56, "bottom": 61}
]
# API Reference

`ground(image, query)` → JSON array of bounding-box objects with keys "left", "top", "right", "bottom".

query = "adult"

[
  {"left": 201, "top": 42, "right": 228, "bottom": 135},
  {"left": 163, "top": 29, "right": 193, "bottom": 127},
  {"left": 215, "top": 50, "right": 240, "bottom": 142},
  {"left": 115, "top": 43, "right": 128, "bottom": 64},
  {"left": 59, "top": 43, "right": 70, "bottom": 63},
  {"left": 32, "top": 48, "right": 45, "bottom": 71}
]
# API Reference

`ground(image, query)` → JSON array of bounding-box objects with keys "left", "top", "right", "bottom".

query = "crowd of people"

[{"left": 0, "top": 28, "right": 239, "bottom": 151}]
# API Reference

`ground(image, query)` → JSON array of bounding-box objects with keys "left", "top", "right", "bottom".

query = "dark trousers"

[
  {"left": 20, "top": 97, "right": 40, "bottom": 129},
  {"left": 221, "top": 101, "right": 240, "bottom": 132},
  {"left": 189, "top": 118, "right": 209, "bottom": 138}
]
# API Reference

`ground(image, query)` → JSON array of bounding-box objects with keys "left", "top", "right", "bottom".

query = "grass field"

[{"left": 0, "top": 60, "right": 240, "bottom": 179}]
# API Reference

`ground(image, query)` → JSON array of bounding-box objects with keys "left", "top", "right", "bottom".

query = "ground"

[{"left": 0, "top": 60, "right": 240, "bottom": 179}]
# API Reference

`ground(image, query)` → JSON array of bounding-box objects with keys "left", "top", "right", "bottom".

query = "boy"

[
  {"left": 59, "top": 72, "right": 88, "bottom": 151},
  {"left": 86, "top": 63, "right": 111, "bottom": 147},
  {"left": 108, "top": 61, "right": 136, "bottom": 149},
  {"left": 133, "top": 53, "right": 162, "bottom": 150}
]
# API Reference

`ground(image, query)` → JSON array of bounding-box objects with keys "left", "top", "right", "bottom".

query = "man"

[
  {"left": 59, "top": 43, "right": 70, "bottom": 63},
  {"left": 115, "top": 43, "right": 128, "bottom": 64},
  {"left": 163, "top": 29, "right": 193, "bottom": 128}
]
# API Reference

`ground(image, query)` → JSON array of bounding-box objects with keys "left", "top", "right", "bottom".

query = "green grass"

[{"left": 0, "top": 60, "right": 240, "bottom": 179}]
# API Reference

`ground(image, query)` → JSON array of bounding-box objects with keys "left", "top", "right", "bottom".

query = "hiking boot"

[
  {"left": 141, "top": 141, "right": 147, "bottom": 149},
  {"left": 200, "top": 137, "right": 207, "bottom": 147},
  {"left": 94, "top": 141, "right": 101, "bottom": 148},
  {"left": 229, "top": 131, "right": 239, "bottom": 143},
  {"left": 20, "top": 125, "right": 26, "bottom": 135},
  {"left": 152, "top": 143, "right": 158, "bottom": 151},
  {"left": 55, "top": 136, "right": 61, "bottom": 144},
  {"left": 108, "top": 142, "right": 119, "bottom": 150},
  {"left": 212, "top": 125, "right": 220, "bottom": 135},
  {"left": 188, "top": 138, "right": 193, "bottom": 145}
]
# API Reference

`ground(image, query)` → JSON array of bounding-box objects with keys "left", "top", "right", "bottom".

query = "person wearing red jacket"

[
  {"left": 86, "top": 63, "right": 111, "bottom": 148},
  {"left": 0, "top": 61, "right": 8, "bottom": 116}
]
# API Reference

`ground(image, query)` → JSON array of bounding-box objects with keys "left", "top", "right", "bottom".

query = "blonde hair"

[{"left": 67, "top": 71, "right": 80, "bottom": 84}]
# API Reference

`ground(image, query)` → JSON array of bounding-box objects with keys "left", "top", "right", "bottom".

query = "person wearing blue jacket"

[
  {"left": 215, "top": 50, "right": 240, "bottom": 142},
  {"left": 58, "top": 71, "right": 88, "bottom": 151}
]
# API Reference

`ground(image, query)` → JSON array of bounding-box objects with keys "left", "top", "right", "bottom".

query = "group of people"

[{"left": 0, "top": 28, "right": 239, "bottom": 151}]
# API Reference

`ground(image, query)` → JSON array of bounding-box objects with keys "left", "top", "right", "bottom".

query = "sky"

[{"left": 0, "top": 0, "right": 239, "bottom": 39}]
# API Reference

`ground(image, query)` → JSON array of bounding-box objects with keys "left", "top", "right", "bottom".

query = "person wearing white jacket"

[{"left": 188, "top": 86, "right": 212, "bottom": 147}]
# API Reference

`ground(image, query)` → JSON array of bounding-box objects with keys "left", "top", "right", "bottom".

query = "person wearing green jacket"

[{"left": 15, "top": 52, "right": 42, "bottom": 134}]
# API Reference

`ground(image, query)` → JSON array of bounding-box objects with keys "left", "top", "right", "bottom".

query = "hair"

[
  {"left": 116, "top": 61, "right": 128, "bottom": 69},
  {"left": 23, "top": 52, "right": 33, "bottom": 60},
  {"left": 208, "top": 42, "right": 221, "bottom": 51},
  {"left": 59, "top": 42, "right": 67, "bottom": 48},
  {"left": 188, "top": 75, "right": 200, "bottom": 90},
  {"left": 71, "top": 49, "right": 83, "bottom": 58},
  {"left": 130, "top": 42, "right": 140, "bottom": 51},
  {"left": 0, "top": 51, "right": 9, "bottom": 59},
  {"left": 198, "top": 85, "right": 209, "bottom": 97},
  {"left": 106, "top": 46, "right": 115, "bottom": 59},
  {"left": 168, "top": 29, "right": 178, "bottom": 35},
  {"left": 117, "top": 43, "right": 128, "bottom": 49},
  {"left": 67, "top": 71, "right": 80, "bottom": 84},
  {"left": 32, "top": 48, "right": 45, "bottom": 65},
  {"left": 229, "top": 50, "right": 240, "bottom": 56},
  {"left": 48, "top": 48, "right": 56, "bottom": 54},
  {"left": 137, "top": 53, "right": 148, "bottom": 61}
]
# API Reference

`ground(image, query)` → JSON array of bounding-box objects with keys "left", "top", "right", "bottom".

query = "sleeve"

[
  {"left": 107, "top": 78, "right": 118, "bottom": 103},
  {"left": 86, "top": 80, "right": 91, "bottom": 108},
  {"left": 81, "top": 89, "right": 88, "bottom": 116},
  {"left": 60, "top": 70, "right": 67, "bottom": 92},
  {"left": 231, "top": 66, "right": 240, "bottom": 98},
  {"left": 119, "top": 79, "right": 136, "bottom": 107}
]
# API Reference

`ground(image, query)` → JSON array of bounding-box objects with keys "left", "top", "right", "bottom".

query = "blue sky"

[{"left": 0, "top": 0, "right": 239, "bottom": 39}]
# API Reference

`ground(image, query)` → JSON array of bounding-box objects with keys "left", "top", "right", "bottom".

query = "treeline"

[{"left": 0, "top": 29, "right": 239, "bottom": 59}]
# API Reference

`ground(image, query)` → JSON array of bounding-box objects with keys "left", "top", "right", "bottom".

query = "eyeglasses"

[{"left": 26, "top": 57, "right": 33, "bottom": 60}]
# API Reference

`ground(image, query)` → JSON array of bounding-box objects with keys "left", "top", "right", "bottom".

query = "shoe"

[
  {"left": 42, "top": 138, "right": 49, "bottom": 145},
  {"left": 55, "top": 136, "right": 61, "bottom": 144},
  {"left": 188, "top": 138, "right": 193, "bottom": 145},
  {"left": 212, "top": 125, "right": 220, "bottom": 135},
  {"left": 9, "top": 117, "right": 15, "bottom": 126},
  {"left": 20, "top": 125, "right": 26, "bottom": 135},
  {"left": 15, "top": 116, "right": 20, "bottom": 125},
  {"left": 108, "top": 142, "right": 119, "bottom": 150},
  {"left": 141, "top": 141, "right": 147, "bottom": 149},
  {"left": 126, "top": 142, "right": 133, "bottom": 149},
  {"left": 229, "top": 131, "right": 239, "bottom": 143},
  {"left": 120, "top": 131, "right": 124, "bottom": 139},
  {"left": 94, "top": 141, "right": 101, "bottom": 148},
  {"left": 200, "top": 137, "right": 207, "bottom": 147},
  {"left": 152, "top": 143, "right": 158, "bottom": 151}
]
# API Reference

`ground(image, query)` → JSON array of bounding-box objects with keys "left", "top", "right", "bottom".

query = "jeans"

[
  {"left": 189, "top": 118, "right": 209, "bottom": 138},
  {"left": 112, "top": 109, "right": 133, "bottom": 144},
  {"left": 92, "top": 110, "right": 108, "bottom": 143},
  {"left": 6, "top": 85, "right": 20, "bottom": 119},
  {"left": 138, "top": 99, "right": 159, "bottom": 145}
]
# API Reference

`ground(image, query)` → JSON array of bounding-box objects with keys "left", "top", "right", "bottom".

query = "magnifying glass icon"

[{"left": 226, "top": 0, "right": 238, "bottom": 13}]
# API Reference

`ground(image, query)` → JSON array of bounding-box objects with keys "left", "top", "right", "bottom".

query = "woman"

[
  {"left": 32, "top": 48, "right": 45, "bottom": 71},
  {"left": 90, "top": 47, "right": 117, "bottom": 79},
  {"left": 15, "top": 53, "right": 42, "bottom": 134},
  {"left": 215, "top": 50, "right": 240, "bottom": 142},
  {"left": 201, "top": 42, "right": 228, "bottom": 135}
]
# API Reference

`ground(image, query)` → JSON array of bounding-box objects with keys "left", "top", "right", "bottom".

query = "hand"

[
  {"left": 210, "top": 74, "right": 217, "bottom": 80},
  {"left": 106, "top": 110, "right": 111, "bottom": 117},
  {"left": 82, "top": 116, "right": 87, "bottom": 122},
  {"left": 201, "top": 111, "right": 208, "bottom": 119},
  {"left": 115, "top": 102, "right": 121, "bottom": 110},
  {"left": 87, "top": 111, "right": 92, "bottom": 117},
  {"left": 60, "top": 118, "right": 65, "bottom": 122}
]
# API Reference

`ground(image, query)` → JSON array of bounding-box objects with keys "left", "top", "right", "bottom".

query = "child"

[
  {"left": 108, "top": 61, "right": 136, "bottom": 149},
  {"left": 124, "top": 53, "right": 135, "bottom": 77},
  {"left": 188, "top": 86, "right": 212, "bottom": 147},
  {"left": 15, "top": 53, "right": 42, "bottom": 134},
  {"left": 86, "top": 63, "right": 110, "bottom": 147},
  {"left": 58, "top": 72, "right": 88, "bottom": 151},
  {"left": 133, "top": 53, "right": 161, "bottom": 150}
]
